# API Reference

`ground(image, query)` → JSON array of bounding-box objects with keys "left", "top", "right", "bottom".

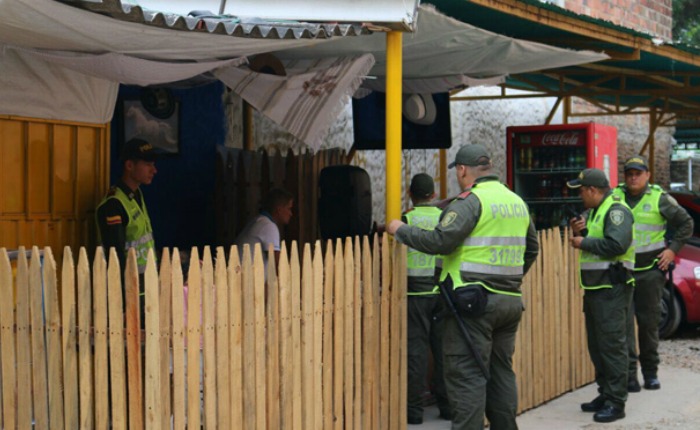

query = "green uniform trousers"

[
  {"left": 584, "top": 282, "right": 633, "bottom": 410},
  {"left": 627, "top": 267, "right": 665, "bottom": 379},
  {"left": 443, "top": 293, "right": 523, "bottom": 430},
  {"left": 407, "top": 295, "right": 450, "bottom": 421}
]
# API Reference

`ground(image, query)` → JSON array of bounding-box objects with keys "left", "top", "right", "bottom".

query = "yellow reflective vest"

[
  {"left": 579, "top": 194, "right": 635, "bottom": 290},
  {"left": 613, "top": 184, "right": 666, "bottom": 270},
  {"left": 439, "top": 181, "right": 530, "bottom": 296},
  {"left": 405, "top": 205, "right": 442, "bottom": 295},
  {"left": 97, "top": 187, "right": 155, "bottom": 274}
]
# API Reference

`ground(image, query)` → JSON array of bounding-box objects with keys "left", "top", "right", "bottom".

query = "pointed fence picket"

[{"left": 0, "top": 228, "right": 591, "bottom": 428}]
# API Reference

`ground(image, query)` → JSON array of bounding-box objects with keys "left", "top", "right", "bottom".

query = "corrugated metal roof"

[{"left": 58, "top": 0, "right": 370, "bottom": 39}]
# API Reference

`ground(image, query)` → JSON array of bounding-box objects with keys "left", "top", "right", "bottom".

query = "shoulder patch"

[
  {"left": 441, "top": 211, "right": 458, "bottom": 227},
  {"left": 105, "top": 215, "right": 122, "bottom": 225},
  {"left": 609, "top": 209, "right": 625, "bottom": 225}
]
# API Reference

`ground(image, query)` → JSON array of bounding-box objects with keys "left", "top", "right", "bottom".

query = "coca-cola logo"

[{"left": 542, "top": 132, "right": 580, "bottom": 146}]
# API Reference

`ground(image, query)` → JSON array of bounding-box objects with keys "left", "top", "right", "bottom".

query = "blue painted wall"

[{"left": 110, "top": 82, "right": 226, "bottom": 250}]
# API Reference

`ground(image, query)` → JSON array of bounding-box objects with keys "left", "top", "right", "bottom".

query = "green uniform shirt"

[{"left": 396, "top": 176, "right": 539, "bottom": 293}]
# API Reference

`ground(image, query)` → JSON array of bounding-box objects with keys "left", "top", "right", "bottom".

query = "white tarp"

[
  {"left": 0, "top": 46, "right": 118, "bottom": 124},
  {"left": 276, "top": 5, "right": 609, "bottom": 93},
  {"left": 215, "top": 54, "right": 375, "bottom": 149}
]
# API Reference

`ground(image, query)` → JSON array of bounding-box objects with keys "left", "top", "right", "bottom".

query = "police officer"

[
  {"left": 403, "top": 173, "right": 450, "bottom": 425},
  {"left": 567, "top": 168, "right": 634, "bottom": 423},
  {"left": 96, "top": 137, "right": 158, "bottom": 274},
  {"left": 387, "top": 144, "right": 539, "bottom": 430},
  {"left": 613, "top": 155, "right": 693, "bottom": 392}
]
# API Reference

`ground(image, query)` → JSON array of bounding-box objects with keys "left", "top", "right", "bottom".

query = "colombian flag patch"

[{"left": 106, "top": 215, "right": 122, "bottom": 225}]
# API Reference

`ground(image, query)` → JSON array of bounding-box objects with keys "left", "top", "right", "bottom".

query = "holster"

[
  {"left": 609, "top": 262, "right": 627, "bottom": 285},
  {"left": 440, "top": 275, "right": 488, "bottom": 318}
]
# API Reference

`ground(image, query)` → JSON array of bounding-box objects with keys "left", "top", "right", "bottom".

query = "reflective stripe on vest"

[
  {"left": 613, "top": 185, "right": 666, "bottom": 270},
  {"left": 439, "top": 181, "right": 530, "bottom": 296},
  {"left": 405, "top": 206, "right": 442, "bottom": 295},
  {"left": 579, "top": 194, "right": 635, "bottom": 290},
  {"left": 97, "top": 187, "right": 156, "bottom": 274}
]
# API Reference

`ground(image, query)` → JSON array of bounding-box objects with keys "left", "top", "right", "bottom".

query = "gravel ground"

[
  {"left": 658, "top": 326, "right": 700, "bottom": 373},
  {"left": 583, "top": 325, "right": 700, "bottom": 430},
  {"left": 419, "top": 325, "right": 700, "bottom": 430}
]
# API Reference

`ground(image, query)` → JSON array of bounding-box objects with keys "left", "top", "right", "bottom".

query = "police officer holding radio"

[
  {"left": 613, "top": 155, "right": 693, "bottom": 392},
  {"left": 387, "top": 144, "right": 539, "bottom": 430},
  {"left": 567, "top": 168, "right": 634, "bottom": 423},
  {"left": 403, "top": 173, "right": 451, "bottom": 425}
]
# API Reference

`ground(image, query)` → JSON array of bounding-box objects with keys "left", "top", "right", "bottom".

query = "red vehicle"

[{"left": 659, "top": 192, "right": 700, "bottom": 338}]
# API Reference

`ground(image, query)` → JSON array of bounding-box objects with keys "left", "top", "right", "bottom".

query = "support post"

[
  {"left": 386, "top": 31, "right": 403, "bottom": 222},
  {"left": 649, "top": 108, "right": 657, "bottom": 181},
  {"left": 439, "top": 149, "right": 447, "bottom": 199}
]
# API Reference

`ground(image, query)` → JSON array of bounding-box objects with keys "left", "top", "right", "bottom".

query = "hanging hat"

[{"left": 403, "top": 93, "right": 437, "bottom": 125}]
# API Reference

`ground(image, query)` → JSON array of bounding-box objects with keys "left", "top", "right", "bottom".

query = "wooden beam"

[
  {"left": 465, "top": 0, "right": 700, "bottom": 67},
  {"left": 545, "top": 97, "right": 563, "bottom": 124}
]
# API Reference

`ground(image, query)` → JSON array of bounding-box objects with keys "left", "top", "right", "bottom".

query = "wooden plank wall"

[
  {"left": 0, "top": 116, "right": 109, "bottom": 263},
  {"left": 0, "top": 228, "right": 593, "bottom": 429},
  {"left": 214, "top": 147, "right": 347, "bottom": 248}
]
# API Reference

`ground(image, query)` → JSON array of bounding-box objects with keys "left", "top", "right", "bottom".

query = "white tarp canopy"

[{"left": 0, "top": 0, "right": 608, "bottom": 149}]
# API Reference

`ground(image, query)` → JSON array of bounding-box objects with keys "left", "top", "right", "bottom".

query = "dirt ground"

[{"left": 418, "top": 325, "right": 700, "bottom": 429}]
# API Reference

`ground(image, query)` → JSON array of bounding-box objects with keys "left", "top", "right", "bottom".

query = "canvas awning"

[{"left": 0, "top": 0, "right": 608, "bottom": 149}]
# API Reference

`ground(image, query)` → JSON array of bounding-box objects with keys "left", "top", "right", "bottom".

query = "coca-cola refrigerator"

[{"left": 506, "top": 122, "right": 618, "bottom": 230}]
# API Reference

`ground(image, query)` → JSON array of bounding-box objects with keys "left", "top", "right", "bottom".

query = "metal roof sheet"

[{"left": 59, "top": 0, "right": 370, "bottom": 39}]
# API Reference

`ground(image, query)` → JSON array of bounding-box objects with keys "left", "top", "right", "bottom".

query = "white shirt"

[{"left": 234, "top": 213, "right": 280, "bottom": 269}]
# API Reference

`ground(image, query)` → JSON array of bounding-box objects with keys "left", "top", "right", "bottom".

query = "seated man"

[{"left": 235, "top": 188, "right": 294, "bottom": 269}]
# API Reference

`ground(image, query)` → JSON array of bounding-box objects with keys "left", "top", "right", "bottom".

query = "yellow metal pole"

[
  {"left": 439, "top": 149, "right": 447, "bottom": 199},
  {"left": 386, "top": 31, "right": 403, "bottom": 222}
]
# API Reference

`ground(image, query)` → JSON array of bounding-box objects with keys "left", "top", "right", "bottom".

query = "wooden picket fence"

[
  {"left": 514, "top": 227, "right": 594, "bottom": 413},
  {"left": 0, "top": 228, "right": 593, "bottom": 429}
]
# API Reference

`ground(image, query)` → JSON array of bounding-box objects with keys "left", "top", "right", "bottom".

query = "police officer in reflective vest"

[
  {"left": 387, "top": 144, "right": 539, "bottom": 430},
  {"left": 567, "top": 168, "right": 634, "bottom": 424},
  {"left": 403, "top": 173, "right": 451, "bottom": 425},
  {"left": 613, "top": 155, "right": 693, "bottom": 392},
  {"left": 96, "top": 137, "right": 157, "bottom": 275}
]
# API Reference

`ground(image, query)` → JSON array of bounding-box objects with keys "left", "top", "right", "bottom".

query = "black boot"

[
  {"left": 644, "top": 376, "right": 661, "bottom": 390},
  {"left": 627, "top": 377, "right": 641, "bottom": 393},
  {"left": 593, "top": 405, "right": 625, "bottom": 423},
  {"left": 580, "top": 395, "right": 605, "bottom": 412}
]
